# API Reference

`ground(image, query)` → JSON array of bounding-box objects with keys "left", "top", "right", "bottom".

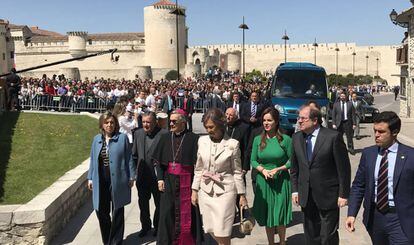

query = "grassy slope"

[{"left": 0, "top": 112, "right": 98, "bottom": 204}]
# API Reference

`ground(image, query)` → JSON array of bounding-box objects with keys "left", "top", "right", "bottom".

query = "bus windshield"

[{"left": 271, "top": 70, "right": 327, "bottom": 99}]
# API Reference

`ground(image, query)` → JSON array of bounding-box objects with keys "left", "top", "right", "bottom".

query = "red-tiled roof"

[
  {"left": 89, "top": 32, "right": 144, "bottom": 41},
  {"left": 30, "top": 26, "right": 64, "bottom": 37},
  {"left": 8, "top": 24, "right": 27, "bottom": 29}
]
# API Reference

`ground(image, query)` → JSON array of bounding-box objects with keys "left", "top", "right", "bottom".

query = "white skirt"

[{"left": 198, "top": 190, "right": 237, "bottom": 237}]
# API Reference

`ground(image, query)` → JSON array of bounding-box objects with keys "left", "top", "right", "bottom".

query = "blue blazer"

[
  {"left": 348, "top": 143, "right": 414, "bottom": 241},
  {"left": 87, "top": 133, "right": 135, "bottom": 211}
]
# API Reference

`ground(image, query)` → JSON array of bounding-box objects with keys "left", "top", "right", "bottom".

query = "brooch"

[{"left": 401, "top": 155, "right": 405, "bottom": 159}]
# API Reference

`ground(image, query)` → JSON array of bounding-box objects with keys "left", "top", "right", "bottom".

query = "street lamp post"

[
  {"left": 312, "top": 38, "right": 318, "bottom": 65},
  {"left": 365, "top": 55, "right": 369, "bottom": 76},
  {"left": 352, "top": 52, "right": 356, "bottom": 75},
  {"left": 335, "top": 47, "right": 340, "bottom": 75},
  {"left": 376, "top": 57, "right": 379, "bottom": 78},
  {"left": 238, "top": 17, "right": 249, "bottom": 78},
  {"left": 282, "top": 30, "right": 289, "bottom": 63},
  {"left": 170, "top": 0, "right": 185, "bottom": 81}
]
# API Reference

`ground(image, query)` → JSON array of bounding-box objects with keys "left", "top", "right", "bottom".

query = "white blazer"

[{"left": 192, "top": 135, "right": 246, "bottom": 195}]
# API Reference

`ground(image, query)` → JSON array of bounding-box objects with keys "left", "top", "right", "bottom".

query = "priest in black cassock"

[{"left": 153, "top": 109, "right": 203, "bottom": 245}]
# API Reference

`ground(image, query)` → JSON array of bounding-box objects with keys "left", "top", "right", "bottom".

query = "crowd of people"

[
  {"left": 86, "top": 80, "right": 413, "bottom": 245},
  {"left": 3, "top": 71, "right": 270, "bottom": 113}
]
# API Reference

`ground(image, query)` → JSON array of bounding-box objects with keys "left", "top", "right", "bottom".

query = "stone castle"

[{"left": 0, "top": 0, "right": 401, "bottom": 86}]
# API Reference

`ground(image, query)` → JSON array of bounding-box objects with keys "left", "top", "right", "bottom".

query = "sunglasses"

[{"left": 170, "top": 119, "right": 180, "bottom": 125}]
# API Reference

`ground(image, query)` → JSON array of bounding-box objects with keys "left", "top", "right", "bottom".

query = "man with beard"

[
  {"left": 132, "top": 111, "right": 168, "bottom": 237},
  {"left": 153, "top": 109, "right": 203, "bottom": 245}
]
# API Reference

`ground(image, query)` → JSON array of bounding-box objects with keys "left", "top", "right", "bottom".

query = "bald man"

[{"left": 225, "top": 108, "right": 250, "bottom": 172}]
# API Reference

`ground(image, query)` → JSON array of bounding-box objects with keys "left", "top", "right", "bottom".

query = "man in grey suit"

[
  {"left": 351, "top": 92, "right": 364, "bottom": 140},
  {"left": 332, "top": 91, "right": 357, "bottom": 155},
  {"left": 132, "top": 111, "right": 168, "bottom": 237},
  {"left": 291, "top": 105, "right": 351, "bottom": 245}
]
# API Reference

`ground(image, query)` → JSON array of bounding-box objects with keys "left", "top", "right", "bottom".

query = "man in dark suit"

[
  {"left": 240, "top": 91, "right": 266, "bottom": 129},
  {"left": 181, "top": 89, "right": 194, "bottom": 132},
  {"left": 159, "top": 90, "right": 174, "bottom": 115},
  {"left": 132, "top": 111, "right": 168, "bottom": 237},
  {"left": 331, "top": 91, "right": 357, "bottom": 154},
  {"left": 291, "top": 105, "right": 351, "bottom": 245},
  {"left": 346, "top": 111, "right": 414, "bottom": 244},
  {"left": 351, "top": 92, "right": 364, "bottom": 140},
  {"left": 225, "top": 107, "right": 250, "bottom": 172},
  {"left": 226, "top": 92, "right": 243, "bottom": 114}
]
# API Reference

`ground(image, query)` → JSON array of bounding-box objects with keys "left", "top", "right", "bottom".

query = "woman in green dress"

[{"left": 251, "top": 107, "right": 292, "bottom": 245}]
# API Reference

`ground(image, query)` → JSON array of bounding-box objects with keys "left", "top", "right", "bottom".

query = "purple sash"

[{"left": 168, "top": 162, "right": 194, "bottom": 245}]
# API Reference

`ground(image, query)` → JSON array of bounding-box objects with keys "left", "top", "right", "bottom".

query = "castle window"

[
  {"left": 170, "top": 39, "right": 173, "bottom": 44},
  {"left": 2, "top": 53, "right": 5, "bottom": 60},
  {"left": 10, "top": 51, "right": 14, "bottom": 59}
]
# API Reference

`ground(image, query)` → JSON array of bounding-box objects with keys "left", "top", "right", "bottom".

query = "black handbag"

[{"left": 239, "top": 205, "right": 255, "bottom": 234}]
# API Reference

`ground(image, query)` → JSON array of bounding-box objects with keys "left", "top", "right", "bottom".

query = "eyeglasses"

[
  {"left": 297, "top": 116, "right": 310, "bottom": 122},
  {"left": 170, "top": 119, "right": 179, "bottom": 125}
]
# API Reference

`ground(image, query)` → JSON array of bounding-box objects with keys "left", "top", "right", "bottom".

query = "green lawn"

[{"left": 0, "top": 112, "right": 98, "bottom": 204}]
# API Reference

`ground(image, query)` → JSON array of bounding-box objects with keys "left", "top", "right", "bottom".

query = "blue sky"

[{"left": 1, "top": 0, "right": 411, "bottom": 46}]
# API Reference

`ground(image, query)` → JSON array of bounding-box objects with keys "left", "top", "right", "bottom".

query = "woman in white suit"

[{"left": 191, "top": 108, "right": 247, "bottom": 245}]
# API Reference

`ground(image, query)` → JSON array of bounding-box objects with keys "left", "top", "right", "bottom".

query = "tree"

[
  {"left": 245, "top": 69, "right": 266, "bottom": 82},
  {"left": 165, "top": 70, "right": 178, "bottom": 80},
  {"left": 327, "top": 73, "right": 379, "bottom": 87}
]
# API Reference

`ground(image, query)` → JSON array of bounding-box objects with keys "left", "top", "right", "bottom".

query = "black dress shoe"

[
  {"left": 152, "top": 228, "right": 158, "bottom": 237},
  {"left": 138, "top": 229, "right": 149, "bottom": 238}
]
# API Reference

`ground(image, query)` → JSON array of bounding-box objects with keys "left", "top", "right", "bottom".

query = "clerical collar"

[{"left": 174, "top": 129, "right": 186, "bottom": 137}]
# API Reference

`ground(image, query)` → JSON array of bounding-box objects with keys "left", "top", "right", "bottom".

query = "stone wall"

[
  {"left": 0, "top": 158, "right": 91, "bottom": 245},
  {"left": 190, "top": 43, "right": 400, "bottom": 86}
]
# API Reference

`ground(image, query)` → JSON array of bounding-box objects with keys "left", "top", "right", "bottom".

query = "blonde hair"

[{"left": 99, "top": 111, "right": 120, "bottom": 135}]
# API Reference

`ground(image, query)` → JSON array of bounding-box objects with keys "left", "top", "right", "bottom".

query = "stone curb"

[{"left": 0, "top": 112, "right": 98, "bottom": 244}]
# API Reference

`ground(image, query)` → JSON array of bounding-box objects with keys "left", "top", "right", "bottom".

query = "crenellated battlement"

[{"left": 67, "top": 31, "right": 88, "bottom": 37}]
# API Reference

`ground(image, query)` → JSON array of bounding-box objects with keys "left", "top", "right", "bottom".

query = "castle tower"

[
  {"left": 67, "top": 31, "right": 88, "bottom": 58},
  {"left": 144, "top": 0, "right": 187, "bottom": 70},
  {"left": 0, "top": 19, "right": 13, "bottom": 75}
]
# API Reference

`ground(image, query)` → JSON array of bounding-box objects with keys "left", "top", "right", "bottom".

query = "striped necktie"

[
  {"left": 251, "top": 103, "right": 256, "bottom": 117},
  {"left": 377, "top": 149, "right": 389, "bottom": 213}
]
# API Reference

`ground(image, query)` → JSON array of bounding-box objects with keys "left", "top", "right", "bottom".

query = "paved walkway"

[{"left": 52, "top": 95, "right": 413, "bottom": 245}]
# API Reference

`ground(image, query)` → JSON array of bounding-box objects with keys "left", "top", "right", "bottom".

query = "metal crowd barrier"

[
  {"left": 173, "top": 97, "right": 205, "bottom": 112},
  {"left": 19, "top": 95, "right": 110, "bottom": 113},
  {"left": 19, "top": 95, "right": 213, "bottom": 114}
]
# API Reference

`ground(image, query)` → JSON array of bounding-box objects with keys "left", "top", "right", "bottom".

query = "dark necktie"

[
  {"left": 251, "top": 103, "right": 257, "bottom": 117},
  {"left": 341, "top": 102, "right": 345, "bottom": 120},
  {"left": 306, "top": 134, "right": 313, "bottom": 162},
  {"left": 377, "top": 149, "right": 389, "bottom": 213}
]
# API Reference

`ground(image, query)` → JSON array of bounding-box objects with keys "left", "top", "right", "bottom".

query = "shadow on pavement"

[
  {"left": 288, "top": 211, "right": 304, "bottom": 228},
  {"left": 51, "top": 199, "right": 94, "bottom": 244},
  {"left": 124, "top": 229, "right": 156, "bottom": 245},
  {"left": 0, "top": 111, "right": 20, "bottom": 202},
  {"left": 287, "top": 233, "right": 306, "bottom": 244}
]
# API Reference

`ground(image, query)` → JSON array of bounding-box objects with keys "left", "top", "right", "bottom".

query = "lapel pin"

[{"left": 401, "top": 155, "right": 405, "bottom": 159}]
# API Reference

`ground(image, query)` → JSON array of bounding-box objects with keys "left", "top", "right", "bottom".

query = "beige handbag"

[{"left": 239, "top": 205, "right": 255, "bottom": 234}]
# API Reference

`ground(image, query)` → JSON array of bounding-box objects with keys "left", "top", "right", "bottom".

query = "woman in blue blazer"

[{"left": 87, "top": 111, "right": 135, "bottom": 245}]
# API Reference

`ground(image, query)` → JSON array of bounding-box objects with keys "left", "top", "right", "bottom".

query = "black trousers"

[
  {"left": 187, "top": 115, "right": 193, "bottom": 132},
  {"left": 337, "top": 119, "right": 354, "bottom": 150},
  {"left": 303, "top": 193, "right": 339, "bottom": 245},
  {"left": 369, "top": 208, "right": 409, "bottom": 245},
  {"left": 137, "top": 176, "right": 160, "bottom": 231},
  {"left": 96, "top": 179, "right": 125, "bottom": 245}
]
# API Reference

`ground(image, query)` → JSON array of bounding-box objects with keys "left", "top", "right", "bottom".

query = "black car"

[
  {"left": 356, "top": 91, "right": 374, "bottom": 105},
  {"left": 360, "top": 98, "right": 379, "bottom": 122}
]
